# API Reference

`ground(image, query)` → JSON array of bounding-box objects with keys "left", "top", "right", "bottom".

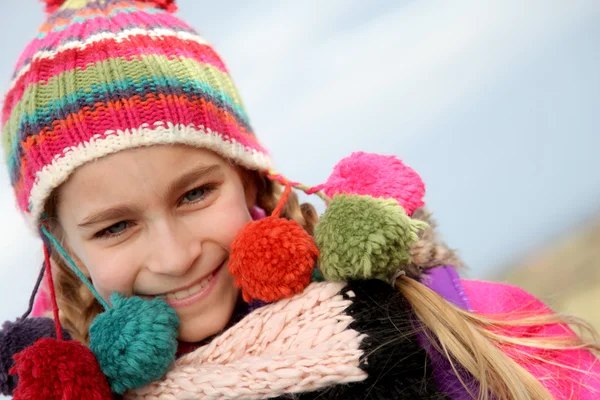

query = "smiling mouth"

[
  {"left": 164, "top": 270, "right": 217, "bottom": 300},
  {"left": 144, "top": 258, "right": 227, "bottom": 304}
]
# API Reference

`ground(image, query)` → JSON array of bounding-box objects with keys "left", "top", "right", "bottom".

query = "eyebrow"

[
  {"left": 78, "top": 205, "right": 139, "bottom": 228},
  {"left": 166, "top": 164, "right": 222, "bottom": 199},
  {"left": 77, "top": 164, "right": 222, "bottom": 228}
]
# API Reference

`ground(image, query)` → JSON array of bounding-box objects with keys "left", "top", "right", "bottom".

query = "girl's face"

[{"left": 56, "top": 145, "right": 256, "bottom": 342}]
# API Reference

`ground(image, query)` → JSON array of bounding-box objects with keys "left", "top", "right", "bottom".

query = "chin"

[{"left": 176, "top": 270, "right": 239, "bottom": 343}]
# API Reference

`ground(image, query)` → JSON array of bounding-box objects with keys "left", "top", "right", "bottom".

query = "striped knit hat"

[{"left": 2, "top": 0, "right": 271, "bottom": 226}]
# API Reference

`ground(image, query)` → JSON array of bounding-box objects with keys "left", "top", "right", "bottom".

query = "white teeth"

[
  {"left": 188, "top": 283, "right": 203, "bottom": 294},
  {"left": 164, "top": 272, "right": 214, "bottom": 301},
  {"left": 174, "top": 290, "right": 188, "bottom": 300}
]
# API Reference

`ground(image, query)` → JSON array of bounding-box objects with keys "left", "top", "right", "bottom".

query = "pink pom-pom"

[{"left": 322, "top": 152, "right": 425, "bottom": 216}]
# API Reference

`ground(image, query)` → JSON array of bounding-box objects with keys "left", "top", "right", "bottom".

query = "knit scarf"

[{"left": 126, "top": 280, "right": 447, "bottom": 399}]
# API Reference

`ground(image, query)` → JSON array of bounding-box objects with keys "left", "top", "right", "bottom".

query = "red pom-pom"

[
  {"left": 229, "top": 217, "right": 319, "bottom": 303},
  {"left": 10, "top": 338, "right": 112, "bottom": 400},
  {"left": 138, "top": 0, "right": 178, "bottom": 13},
  {"left": 41, "top": 0, "right": 66, "bottom": 15},
  {"left": 1, "top": 318, "right": 72, "bottom": 396}
]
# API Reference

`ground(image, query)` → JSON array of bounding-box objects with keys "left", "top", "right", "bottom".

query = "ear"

[
  {"left": 238, "top": 168, "right": 258, "bottom": 209},
  {"left": 245, "top": 181, "right": 258, "bottom": 209}
]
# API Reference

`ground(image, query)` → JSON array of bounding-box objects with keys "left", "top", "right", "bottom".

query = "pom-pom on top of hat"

[
  {"left": 322, "top": 152, "right": 425, "bottom": 216},
  {"left": 138, "top": 0, "right": 178, "bottom": 13},
  {"left": 89, "top": 293, "right": 179, "bottom": 394},
  {"left": 229, "top": 185, "right": 319, "bottom": 303},
  {"left": 10, "top": 338, "right": 112, "bottom": 400},
  {"left": 41, "top": 0, "right": 178, "bottom": 15},
  {"left": 41, "top": 0, "right": 65, "bottom": 15},
  {"left": 315, "top": 194, "right": 428, "bottom": 282},
  {"left": 0, "top": 318, "right": 71, "bottom": 396}
]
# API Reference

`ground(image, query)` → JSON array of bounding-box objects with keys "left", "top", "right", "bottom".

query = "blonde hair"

[
  {"left": 402, "top": 208, "right": 600, "bottom": 399},
  {"left": 45, "top": 175, "right": 599, "bottom": 399},
  {"left": 398, "top": 276, "right": 599, "bottom": 400}
]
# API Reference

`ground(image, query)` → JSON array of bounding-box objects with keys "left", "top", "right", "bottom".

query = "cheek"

[
  {"left": 220, "top": 207, "right": 253, "bottom": 245},
  {"left": 82, "top": 249, "right": 139, "bottom": 299},
  {"left": 199, "top": 190, "right": 253, "bottom": 247}
]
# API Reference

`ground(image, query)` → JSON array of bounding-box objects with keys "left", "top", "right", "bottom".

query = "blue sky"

[{"left": 0, "top": 0, "right": 599, "bottom": 327}]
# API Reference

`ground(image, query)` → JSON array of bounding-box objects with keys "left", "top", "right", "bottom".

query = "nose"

[{"left": 146, "top": 217, "right": 202, "bottom": 276}]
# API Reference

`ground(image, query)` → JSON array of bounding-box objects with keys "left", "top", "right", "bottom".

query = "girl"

[{"left": 1, "top": 0, "right": 599, "bottom": 399}]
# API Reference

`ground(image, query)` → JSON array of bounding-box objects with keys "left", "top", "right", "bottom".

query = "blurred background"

[{"left": 0, "top": 0, "right": 599, "bottom": 342}]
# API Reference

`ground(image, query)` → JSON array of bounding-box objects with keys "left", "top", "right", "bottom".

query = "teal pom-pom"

[
  {"left": 89, "top": 294, "right": 179, "bottom": 394},
  {"left": 315, "top": 194, "right": 428, "bottom": 282}
]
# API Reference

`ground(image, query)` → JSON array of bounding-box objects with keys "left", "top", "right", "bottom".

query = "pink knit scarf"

[{"left": 126, "top": 282, "right": 368, "bottom": 399}]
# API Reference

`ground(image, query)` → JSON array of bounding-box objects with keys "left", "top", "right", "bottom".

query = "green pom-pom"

[
  {"left": 89, "top": 294, "right": 180, "bottom": 394},
  {"left": 315, "top": 194, "right": 428, "bottom": 282}
]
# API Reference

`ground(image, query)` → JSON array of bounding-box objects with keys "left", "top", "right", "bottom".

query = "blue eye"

[
  {"left": 183, "top": 188, "right": 206, "bottom": 203},
  {"left": 180, "top": 185, "right": 216, "bottom": 205},
  {"left": 96, "top": 221, "right": 130, "bottom": 239},
  {"left": 107, "top": 221, "right": 128, "bottom": 234}
]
